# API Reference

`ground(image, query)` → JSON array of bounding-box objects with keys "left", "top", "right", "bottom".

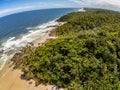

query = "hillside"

[
  {"left": 14, "top": 9, "right": 120, "bottom": 90},
  {"left": 56, "top": 9, "right": 120, "bottom": 35}
]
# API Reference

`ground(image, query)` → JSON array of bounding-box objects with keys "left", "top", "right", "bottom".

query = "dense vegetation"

[
  {"left": 14, "top": 9, "right": 120, "bottom": 89},
  {"left": 57, "top": 9, "right": 120, "bottom": 35}
]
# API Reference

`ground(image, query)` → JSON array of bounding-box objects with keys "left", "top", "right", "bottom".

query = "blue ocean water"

[
  {"left": 0, "top": 8, "right": 77, "bottom": 41},
  {"left": 0, "top": 8, "right": 78, "bottom": 70}
]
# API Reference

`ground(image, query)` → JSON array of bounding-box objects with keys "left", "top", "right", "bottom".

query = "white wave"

[
  {"left": 0, "top": 19, "right": 61, "bottom": 70},
  {"left": 27, "top": 27, "right": 33, "bottom": 30},
  {"left": 0, "top": 53, "right": 8, "bottom": 71},
  {"left": 7, "top": 37, "right": 15, "bottom": 41}
]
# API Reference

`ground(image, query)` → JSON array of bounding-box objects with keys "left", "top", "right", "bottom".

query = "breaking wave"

[{"left": 0, "top": 19, "right": 61, "bottom": 70}]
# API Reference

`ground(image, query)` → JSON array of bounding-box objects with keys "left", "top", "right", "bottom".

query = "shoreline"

[
  {"left": 0, "top": 21, "right": 64, "bottom": 90},
  {"left": 0, "top": 55, "right": 14, "bottom": 79},
  {"left": 0, "top": 20, "right": 62, "bottom": 75},
  {"left": 0, "top": 69, "right": 61, "bottom": 90},
  {"left": 0, "top": 19, "right": 62, "bottom": 71},
  {"left": 0, "top": 27, "right": 57, "bottom": 77}
]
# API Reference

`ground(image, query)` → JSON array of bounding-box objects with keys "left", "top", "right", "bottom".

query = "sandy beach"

[
  {"left": 0, "top": 31, "right": 63, "bottom": 90},
  {"left": 0, "top": 69, "right": 58, "bottom": 90}
]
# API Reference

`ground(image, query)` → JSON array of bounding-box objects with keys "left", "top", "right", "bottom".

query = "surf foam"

[{"left": 0, "top": 19, "right": 61, "bottom": 71}]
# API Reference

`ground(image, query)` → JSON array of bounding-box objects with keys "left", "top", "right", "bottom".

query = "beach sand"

[
  {"left": 33, "top": 32, "right": 57, "bottom": 47},
  {"left": 0, "top": 69, "right": 57, "bottom": 90},
  {"left": 0, "top": 32, "right": 63, "bottom": 90}
]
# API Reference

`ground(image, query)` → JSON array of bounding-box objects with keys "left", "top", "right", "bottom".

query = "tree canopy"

[{"left": 14, "top": 9, "right": 120, "bottom": 90}]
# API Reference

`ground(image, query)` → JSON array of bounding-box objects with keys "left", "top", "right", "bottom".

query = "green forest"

[{"left": 14, "top": 9, "right": 120, "bottom": 90}]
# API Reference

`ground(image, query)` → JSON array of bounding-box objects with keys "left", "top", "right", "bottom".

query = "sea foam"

[{"left": 0, "top": 19, "right": 61, "bottom": 70}]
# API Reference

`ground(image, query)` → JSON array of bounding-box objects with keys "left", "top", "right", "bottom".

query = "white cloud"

[
  {"left": 0, "top": 6, "right": 35, "bottom": 17},
  {"left": 69, "top": 0, "right": 120, "bottom": 11},
  {"left": 0, "top": 2, "right": 68, "bottom": 17},
  {"left": 31, "top": 2, "right": 66, "bottom": 9}
]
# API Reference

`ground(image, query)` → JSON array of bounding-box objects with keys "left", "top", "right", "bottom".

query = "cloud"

[
  {"left": 69, "top": 0, "right": 120, "bottom": 11},
  {"left": 0, "top": 2, "right": 67, "bottom": 17},
  {"left": 0, "top": 6, "right": 35, "bottom": 17},
  {"left": 30, "top": 2, "right": 66, "bottom": 9}
]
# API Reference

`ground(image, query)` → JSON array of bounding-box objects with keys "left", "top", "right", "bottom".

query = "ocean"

[{"left": 0, "top": 8, "right": 78, "bottom": 70}]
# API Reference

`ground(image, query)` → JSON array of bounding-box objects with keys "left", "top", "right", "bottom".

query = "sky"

[{"left": 0, "top": 0, "right": 120, "bottom": 17}]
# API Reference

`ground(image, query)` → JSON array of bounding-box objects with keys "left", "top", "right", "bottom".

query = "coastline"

[
  {"left": 0, "top": 19, "right": 62, "bottom": 71},
  {"left": 0, "top": 8, "right": 119, "bottom": 90},
  {"left": 0, "top": 19, "right": 62, "bottom": 73},
  {"left": 0, "top": 21, "right": 64, "bottom": 90}
]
